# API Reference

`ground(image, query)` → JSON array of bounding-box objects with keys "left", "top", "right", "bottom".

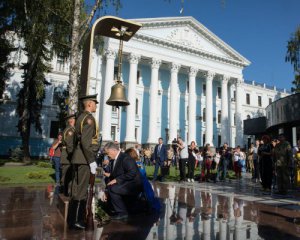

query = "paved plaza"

[{"left": 1, "top": 173, "right": 300, "bottom": 240}]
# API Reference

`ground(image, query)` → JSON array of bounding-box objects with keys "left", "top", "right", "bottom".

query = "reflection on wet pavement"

[{"left": 0, "top": 179, "right": 300, "bottom": 240}]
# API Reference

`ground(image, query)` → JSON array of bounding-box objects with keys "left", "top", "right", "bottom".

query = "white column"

[
  {"left": 188, "top": 67, "right": 198, "bottom": 144},
  {"left": 205, "top": 71, "right": 215, "bottom": 146},
  {"left": 221, "top": 75, "right": 230, "bottom": 145},
  {"left": 147, "top": 58, "right": 161, "bottom": 144},
  {"left": 235, "top": 78, "right": 243, "bottom": 147},
  {"left": 169, "top": 63, "right": 181, "bottom": 143},
  {"left": 101, "top": 49, "right": 116, "bottom": 142},
  {"left": 124, "top": 53, "right": 140, "bottom": 143},
  {"left": 94, "top": 56, "right": 102, "bottom": 123}
]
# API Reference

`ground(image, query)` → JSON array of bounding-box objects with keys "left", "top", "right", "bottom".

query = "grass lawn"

[{"left": 0, "top": 165, "right": 55, "bottom": 185}]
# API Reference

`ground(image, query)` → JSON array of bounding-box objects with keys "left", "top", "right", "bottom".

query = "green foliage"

[
  {"left": 10, "top": 147, "right": 24, "bottom": 162},
  {"left": 0, "top": 165, "right": 54, "bottom": 184},
  {"left": 0, "top": 176, "right": 11, "bottom": 182},
  {"left": 36, "top": 161, "right": 52, "bottom": 168},
  {"left": 26, "top": 171, "right": 47, "bottom": 179},
  {"left": 286, "top": 26, "right": 300, "bottom": 93}
]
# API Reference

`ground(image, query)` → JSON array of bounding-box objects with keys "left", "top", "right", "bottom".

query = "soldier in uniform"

[
  {"left": 273, "top": 134, "right": 293, "bottom": 195},
  {"left": 60, "top": 113, "right": 76, "bottom": 197},
  {"left": 68, "top": 94, "right": 99, "bottom": 229}
]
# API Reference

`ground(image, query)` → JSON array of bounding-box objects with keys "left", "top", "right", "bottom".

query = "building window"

[
  {"left": 135, "top": 98, "right": 139, "bottom": 115},
  {"left": 203, "top": 84, "right": 206, "bottom": 96},
  {"left": 218, "top": 135, "right": 221, "bottom": 147},
  {"left": 56, "top": 55, "right": 65, "bottom": 72},
  {"left": 187, "top": 106, "right": 189, "bottom": 121},
  {"left": 217, "top": 87, "right": 221, "bottom": 99},
  {"left": 246, "top": 93, "right": 250, "bottom": 105},
  {"left": 137, "top": 70, "right": 140, "bottom": 85},
  {"left": 187, "top": 80, "right": 189, "bottom": 93},
  {"left": 217, "top": 110, "right": 221, "bottom": 124},
  {"left": 203, "top": 134, "right": 206, "bottom": 145},
  {"left": 50, "top": 121, "right": 59, "bottom": 138},
  {"left": 135, "top": 128, "right": 138, "bottom": 140},
  {"left": 258, "top": 96, "right": 262, "bottom": 107},
  {"left": 233, "top": 90, "right": 236, "bottom": 101},
  {"left": 269, "top": 98, "right": 272, "bottom": 104},
  {"left": 203, "top": 108, "right": 206, "bottom": 122},
  {"left": 234, "top": 114, "right": 236, "bottom": 126},
  {"left": 52, "top": 87, "right": 60, "bottom": 105},
  {"left": 113, "top": 66, "right": 118, "bottom": 80},
  {"left": 111, "top": 126, "right": 116, "bottom": 141}
]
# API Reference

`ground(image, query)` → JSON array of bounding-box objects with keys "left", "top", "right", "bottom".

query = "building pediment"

[{"left": 131, "top": 16, "right": 250, "bottom": 67}]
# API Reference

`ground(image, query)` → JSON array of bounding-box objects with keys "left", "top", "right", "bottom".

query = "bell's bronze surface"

[{"left": 106, "top": 83, "right": 129, "bottom": 107}]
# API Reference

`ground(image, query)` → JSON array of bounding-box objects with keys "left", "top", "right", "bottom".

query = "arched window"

[
  {"left": 218, "top": 110, "right": 221, "bottom": 124},
  {"left": 135, "top": 98, "right": 139, "bottom": 115},
  {"left": 203, "top": 108, "right": 206, "bottom": 122}
]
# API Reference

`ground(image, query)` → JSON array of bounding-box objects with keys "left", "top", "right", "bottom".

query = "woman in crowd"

[
  {"left": 51, "top": 132, "right": 63, "bottom": 185},
  {"left": 258, "top": 135, "right": 273, "bottom": 192},
  {"left": 203, "top": 144, "right": 213, "bottom": 182},
  {"left": 187, "top": 141, "right": 198, "bottom": 182},
  {"left": 125, "top": 148, "right": 160, "bottom": 212},
  {"left": 233, "top": 146, "right": 243, "bottom": 179},
  {"left": 247, "top": 143, "right": 255, "bottom": 174}
]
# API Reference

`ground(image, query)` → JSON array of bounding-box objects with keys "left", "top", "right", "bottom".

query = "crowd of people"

[{"left": 49, "top": 94, "right": 300, "bottom": 229}]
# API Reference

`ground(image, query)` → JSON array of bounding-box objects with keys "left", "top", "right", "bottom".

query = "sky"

[{"left": 100, "top": 0, "right": 300, "bottom": 90}]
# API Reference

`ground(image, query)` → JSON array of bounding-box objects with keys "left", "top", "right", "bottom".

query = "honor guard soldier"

[
  {"left": 68, "top": 94, "right": 99, "bottom": 229},
  {"left": 60, "top": 113, "right": 76, "bottom": 197}
]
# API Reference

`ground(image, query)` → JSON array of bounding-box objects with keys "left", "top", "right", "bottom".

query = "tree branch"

[
  {"left": 78, "top": 0, "right": 101, "bottom": 42},
  {"left": 47, "top": 7, "right": 72, "bottom": 26}
]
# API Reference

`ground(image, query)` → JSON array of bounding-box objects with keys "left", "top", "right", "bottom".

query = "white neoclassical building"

[{"left": 0, "top": 16, "right": 289, "bottom": 156}]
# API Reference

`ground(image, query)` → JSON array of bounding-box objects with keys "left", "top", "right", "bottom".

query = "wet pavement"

[{"left": 1, "top": 174, "right": 300, "bottom": 240}]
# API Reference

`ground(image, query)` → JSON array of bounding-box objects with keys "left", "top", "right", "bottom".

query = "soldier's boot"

[
  {"left": 67, "top": 200, "right": 77, "bottom": 229},
  {"left": 74, "top": 200, "right": 86, "bottom": 229}
]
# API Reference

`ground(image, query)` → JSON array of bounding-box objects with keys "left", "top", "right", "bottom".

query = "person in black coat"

[
  {"left": 104, "top": 142, "right": 143, "bottom": 220},
  {"left": 153, "top": 137, "right": 168, "bottom": 181}
]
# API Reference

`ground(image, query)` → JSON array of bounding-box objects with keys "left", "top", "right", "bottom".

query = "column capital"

[
  {"left": 105, "top": 49, "right": 117, "bottom": 60},
  {"left": 236, "top": 78, "right": 244, "bottom": 87},
  {"left": 221, "top": 75, "right": 231, "bottom": 84},
  {"left": 170, "top": 63, "right": 181, "bottom": 73},
  {"left": 151, "top": 58, "right": 161, "bottom": 69},
  {"left": 204, "top": 71, "right": 215, "bottom": 81},
  {"left": 189, "top": 67, "right": 198, "bottom": 77},
  {"left": 128, "top": 53, "right": 140, "bottom": 64}
]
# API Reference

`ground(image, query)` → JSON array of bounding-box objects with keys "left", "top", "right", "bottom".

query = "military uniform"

[
  {"left": 61, "top": 124, "right": 75, "bottom": 196},
  {"left": 68, "top": 94, "right": 99, "bottom": 229},
  {"left": 273, "top": 141, "right": 293, "bottom": 194}
]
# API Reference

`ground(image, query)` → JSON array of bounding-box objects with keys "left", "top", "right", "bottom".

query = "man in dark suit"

[
  {"left": 153, "top": 137, "right": 167, "bottom": 181},
  {"left": 104, "top": 142, "right": 142, "bottom": 220}
]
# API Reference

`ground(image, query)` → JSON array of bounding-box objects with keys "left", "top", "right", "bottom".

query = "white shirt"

[{"left": 179, "top": 141, "right": 188, "bottom": 159}]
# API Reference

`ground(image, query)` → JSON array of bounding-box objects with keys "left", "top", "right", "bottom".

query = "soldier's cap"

[
  {"left": 64, "top": 113, "right": 76, "bottom": 120},
  {"left": 79, "top": 94, "right": 99, "bottom": 104}
]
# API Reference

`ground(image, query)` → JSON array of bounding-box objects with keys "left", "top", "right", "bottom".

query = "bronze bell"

[{"left": 106, "top": 82, "right": 129, "bottom": 107}]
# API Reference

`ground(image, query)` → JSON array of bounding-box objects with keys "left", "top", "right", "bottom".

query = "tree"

[{"left": 286, "top": 26, "right": 300, "bottom": 93}]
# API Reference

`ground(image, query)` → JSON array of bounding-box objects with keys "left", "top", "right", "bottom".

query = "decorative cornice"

[{"left": 131, "top": 16, "right": 251, "bottom": 67}]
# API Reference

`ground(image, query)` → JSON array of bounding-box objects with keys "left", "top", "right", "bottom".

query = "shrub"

[
  {"left": 37, "top": 161, "right": 52, "bottom": 168},
  {"left": 0, "top": 176, "right": 11, "bottom": 182},
  {"left": 26, "top": 171, "right": 47, "bottom": 179},
  {"left": 10, "top": 147, "right": 24, "bottom": 162}
]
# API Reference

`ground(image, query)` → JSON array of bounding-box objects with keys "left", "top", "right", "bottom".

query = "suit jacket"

[
  {"left": 154, "top": 144, "right": 167, "bottom": 164},
  {"left": 109, "top": 152, "right": 142, "bottom": 196}
]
